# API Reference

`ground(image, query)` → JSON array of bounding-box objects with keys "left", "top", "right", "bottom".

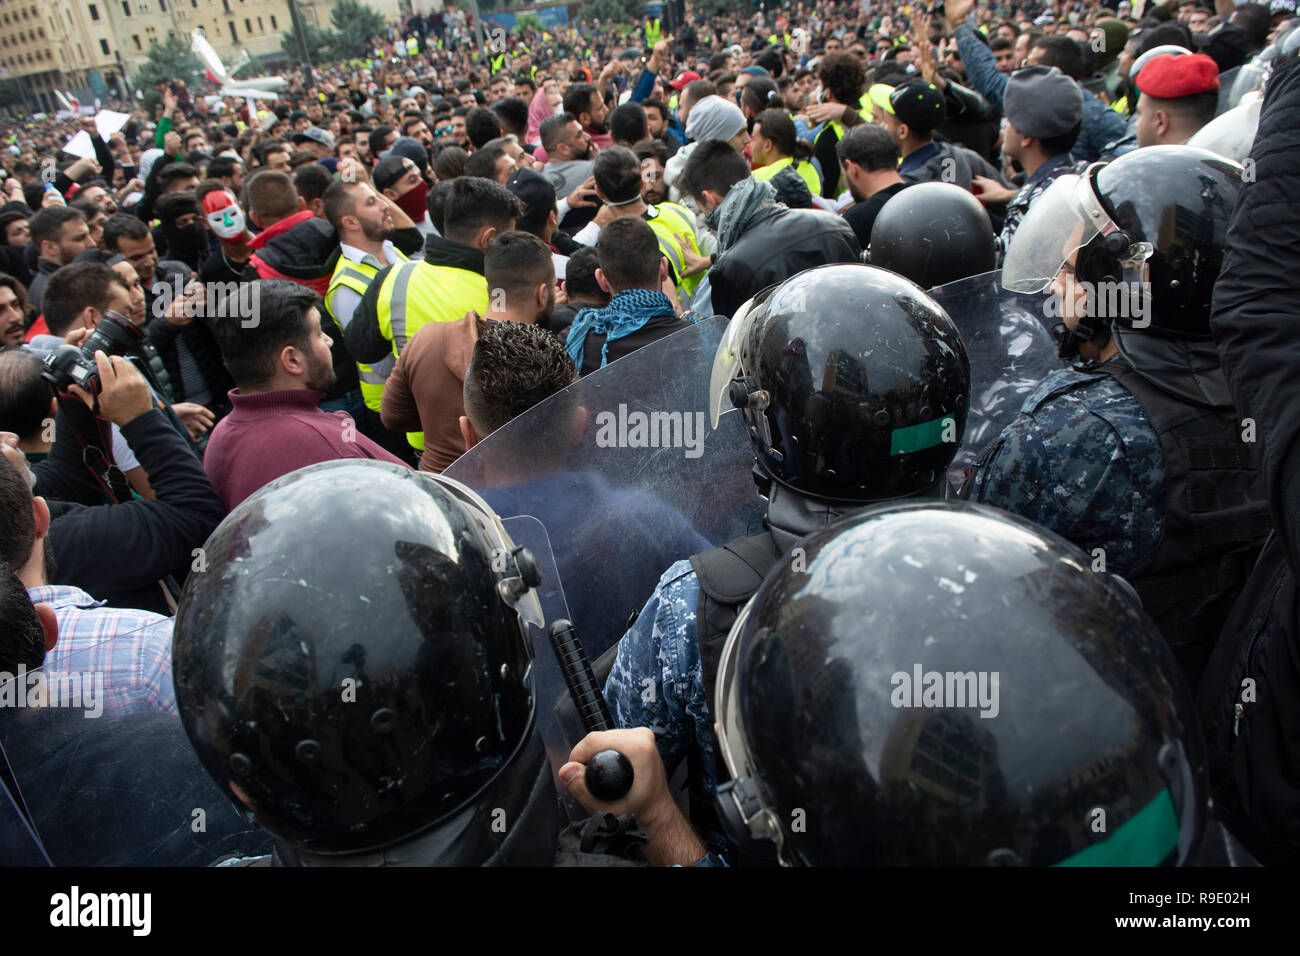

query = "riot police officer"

[
  {"left": 172, "top": 460, "right": 564, "bottom": 866},
  {"left": 868, "top": 181, "right": 997, "bottom": 288},
  {"left": 962, "top": 145, "right": 1269, "bottom": 686},
  {"left": 708, "top": 500, "right": 1208, "bottom": 865},
  {"left": 570, "top": 501, "right": 1209, "bottom": 865},
  {"left": 603, "top": 263, "right": 972, "bottom": 853}
]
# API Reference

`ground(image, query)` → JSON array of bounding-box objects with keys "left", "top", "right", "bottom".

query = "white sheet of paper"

[
  {"left": 95, "top": 110, "right": 130, "bottom": 136},
  {"left": 61, "top": 131, "right": 95, "bottom": 158},
  {"left": 62, "top": 110, "right": 132, "bottom": 157}
]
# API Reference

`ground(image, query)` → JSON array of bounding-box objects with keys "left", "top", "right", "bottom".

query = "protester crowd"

[{"left": 1, "top": 0, "right": 1299, "bottom": 868}]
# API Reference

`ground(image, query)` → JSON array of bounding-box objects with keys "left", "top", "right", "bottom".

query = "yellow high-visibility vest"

[
  {"left": 325, "top": 250, "right": 409, "bottom": 413},
  {"left": 644, "top": 202, "right": 703, "bottom": 298},
  {"left": 752, "top": 155, "right": 822, "bottom": 197},
  {"left": 371, "top": 260, "right": 488, "bottom": 451}
]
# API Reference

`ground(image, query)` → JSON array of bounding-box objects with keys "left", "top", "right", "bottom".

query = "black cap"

[
  {"left": 506, "top": 167, "right": 556, "bottom": 232},
  {"left": 372, "top": 154, "right": 414, "bottom": 193},
  {"left": 889, "top": 80, "right": 946, "bottom": 134}
]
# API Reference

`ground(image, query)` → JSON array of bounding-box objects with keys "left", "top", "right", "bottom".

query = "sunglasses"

[{"left": 435, "top": 125, "right": 454, "bottom": 135}]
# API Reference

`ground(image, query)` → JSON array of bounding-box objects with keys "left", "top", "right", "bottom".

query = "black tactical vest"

[
  {"left": 1097, "top": 360, "right": 1271, "bottom": 684},
  {"left": 687, "top": 532, "right": 784, "bottom": 859}
]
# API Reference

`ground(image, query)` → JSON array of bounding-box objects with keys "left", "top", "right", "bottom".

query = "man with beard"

[
  {"left": 540, "top": 114, "right": 596, "bottom": 202},
  {"left": 634, "top": 138, "right": 670, "bottom": 205},
  {"left": 563, "top": 83, "right": 612, "bottom": 151},
  {"left": 204, "top": 280, "right": 408, "bottom": 510},
  {"left": 26, "top": 207, "right": 93, "bottom": 314},
  {"left": 836, "top": 124, "right": 910, "bottom": 250},
  {"left": 75, "top": 180, "right": 119, "bottom": 217},
  {"left": 380, "top": 232, "right": 555, "bottom": 473},
  {"left": 322, "top": 179, "right": 413, "bottom": 457},
  {"left": 0, "top": 274, "right": 29, "bottom": 346}
]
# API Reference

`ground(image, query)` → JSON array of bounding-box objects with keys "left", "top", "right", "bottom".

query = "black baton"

[{"left": 549, "top": 619, "right": 633, "bottom": 802}]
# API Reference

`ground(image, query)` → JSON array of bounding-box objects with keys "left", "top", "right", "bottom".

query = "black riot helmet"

[
  {"left": 1002, "top": 145, "right": 1242, "bottom": 359},
  {"left": 868, "top": 182, "right": 997, "bottom": 288},
  {"left": 714, "top": 500, "right": 1207, "bottom": 866},
  {"left": 709, "top": 263, "right": 971, "bottom": 504},
  {"left": 173, "top": 461, "right": 552, "bottom": 862}
]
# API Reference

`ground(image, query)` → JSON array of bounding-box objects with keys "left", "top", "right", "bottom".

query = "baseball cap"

[
  {"left": 373, "top": 155, "right": 415, "bottom": 193},
  {"left": 292, "top": 126, "right": 336, "bottom": 150},
  {"left": 888, "top": 80, "right": 946, "bottom": 134},
  {"left": 506, "top": 167, "right": 557, "bottom": 232},
  {"left": 669, "top": 70, "right": 702, "bottom": 91}
]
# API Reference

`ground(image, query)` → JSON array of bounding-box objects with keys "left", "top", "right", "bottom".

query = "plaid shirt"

[{"left": 27, "top": 585, "right": 177, "bottom": 717}]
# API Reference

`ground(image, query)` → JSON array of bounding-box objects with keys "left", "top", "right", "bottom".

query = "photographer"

[
  {"left": 23, "top": 263, "right": 160, "bottom": 501},
  {"left": 0, "top": 345, "right": 224, "bottom": 614}
]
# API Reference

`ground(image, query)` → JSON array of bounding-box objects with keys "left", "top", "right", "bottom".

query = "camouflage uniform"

[
  {"left": 604, "top": 559, "right": 720, "bottom": 800},
  {"left": 962, "top": 364, "right": 1165, "bottom": 575},
  {"left": 999, "top": 154, "right": 1087, "bottom": 256}
]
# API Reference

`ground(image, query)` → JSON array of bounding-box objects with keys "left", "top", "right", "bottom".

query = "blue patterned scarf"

[{"left": 565, "top": 288, "right": 678, "bottom": 370}]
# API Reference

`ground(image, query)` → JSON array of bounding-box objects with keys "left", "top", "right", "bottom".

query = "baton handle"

[
  {"left": 549, "top": 618, "right": 613, "bottom": 732},
  {"left": 548, "top": 619, "right": 632, "bottom": 802}
]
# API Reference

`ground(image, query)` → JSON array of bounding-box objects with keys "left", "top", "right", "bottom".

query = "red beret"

[{"left": 1135, "top": 53, "right": 1220, "bottom": 99}]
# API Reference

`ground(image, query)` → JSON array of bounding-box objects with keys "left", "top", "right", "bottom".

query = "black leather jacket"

[{"left": 708, "top": 205, "right": 861, "bottom": 319}]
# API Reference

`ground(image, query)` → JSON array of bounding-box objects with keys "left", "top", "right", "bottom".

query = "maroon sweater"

[{"left": 204, "top": 388, "right": 408, "bottom": 510}]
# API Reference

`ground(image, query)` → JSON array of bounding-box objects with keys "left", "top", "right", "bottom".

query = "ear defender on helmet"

[{"left": 1055, "top": 227, "right": 1148, "bottom": 361}]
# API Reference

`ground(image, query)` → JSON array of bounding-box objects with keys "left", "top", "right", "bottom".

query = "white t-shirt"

[{"left": 111, "top": 423, "right": 140, "bottom": 472}]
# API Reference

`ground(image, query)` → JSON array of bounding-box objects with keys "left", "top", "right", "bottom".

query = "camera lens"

[{"left": 81, "top": 310, "right": 144, "bottom": 358}]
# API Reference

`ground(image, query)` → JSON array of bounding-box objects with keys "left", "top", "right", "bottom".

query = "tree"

[
  {"left": 329, "top": 0, "right": 388, "bottom": 59},
  {"left": 281, "top": 22, "right": 337, "bottom": 66},
  {"left": 579, "top": 0, "right": 645, "bottom": 24},
  {"left": 230, "top": 52, "right": 266, "bottom": 79},
  {"left": 0, "top": 78, "right": 27, "bottom": 111},
  {"left": 132, "top": 35, "right": 204, "bottom": 92}
]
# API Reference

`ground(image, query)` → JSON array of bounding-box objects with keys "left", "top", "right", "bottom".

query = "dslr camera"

[{"left": 42, "top": 310, "right": 144, "bottom": 396}]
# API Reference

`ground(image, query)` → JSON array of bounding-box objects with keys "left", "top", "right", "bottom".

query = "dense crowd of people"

[{"left": 1, "top": 0, "right": 1299, "bottom": 869}]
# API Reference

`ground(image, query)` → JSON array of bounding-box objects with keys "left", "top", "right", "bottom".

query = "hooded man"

[{"left": 155, "top": 192, "right": 211, "bottom": 274}]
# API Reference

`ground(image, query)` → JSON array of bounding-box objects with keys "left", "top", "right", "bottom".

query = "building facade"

[{"left": 4, "top": 0, "right": 416, "bottom": 111}]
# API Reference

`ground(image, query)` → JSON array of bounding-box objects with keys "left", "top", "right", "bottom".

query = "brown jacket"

[{"left": 381, "top": 310, "right": 482, "bottom": 472}]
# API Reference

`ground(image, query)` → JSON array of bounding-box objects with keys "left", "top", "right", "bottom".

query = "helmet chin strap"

[
  {"left": 764, "top": 478, "right": 855, "bottom": 554},
  {"left": 759, "top": 467, "right": 953, "bottom": 554},
  {"left": 1054, "top": 315, "right": 1113, "bottom": 361}
]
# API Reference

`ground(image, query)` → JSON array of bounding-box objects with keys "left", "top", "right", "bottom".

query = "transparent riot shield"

[
  {"left": 500, "top": 514, "right": 590, "bottom": 820},
  {"left": 446, "top": 316, "right": 764, "bottom": 661},
  {"left": 0, "top": 753, "right": 49, "bottom": 866},
  {"left": 1188, "top": 90, "right": 1263, "bottom": 163},
  {"left": 1216, "top": 66, "right": 1241, "bottom": 117},
  {"left": 0, "top": 619, "right": 272, "bottom": 866},
  {"left": 929, "top": 270, "right": 1065, "bottom": 486}
]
